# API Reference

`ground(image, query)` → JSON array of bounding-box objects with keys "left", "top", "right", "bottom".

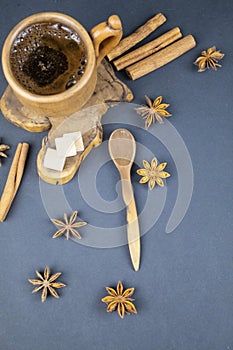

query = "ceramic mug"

[{"left": 1, "top": 12, "right": 122, "bottom": 118}]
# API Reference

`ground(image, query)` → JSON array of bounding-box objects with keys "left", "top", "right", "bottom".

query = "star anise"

[
  {"left": 194, "top": 46, "right": 224, "bottom": 72},
  {"left": 51, "top": 210, "right": 87, "bottom": 240},
  {"left": 0, "top": 142, "right": 10, "bottom": 166},
  {"left": 28, "top": 266, "right": 66, "bottom": 302},
  {"left": 102, "top": 281, "right": 137, "bottom": 319},
  {"left": 135, "top": 95, "right": 172, "bottom": 128},
  {"left": 137, "top": 157, "right": 170, "bottom": 190}
]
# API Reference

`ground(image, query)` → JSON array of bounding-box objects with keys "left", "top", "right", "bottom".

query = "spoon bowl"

[{"left": 108, "top": 128, "right": 136, "bottom": 169}]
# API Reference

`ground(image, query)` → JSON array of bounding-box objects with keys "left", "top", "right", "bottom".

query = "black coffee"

[{"left": 10, "top": 22, "right": 87, "bottom": 95}]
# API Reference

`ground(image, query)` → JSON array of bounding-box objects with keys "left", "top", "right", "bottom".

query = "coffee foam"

[{"left": 10, "top": 22, "right": 87, "bottom": 95}]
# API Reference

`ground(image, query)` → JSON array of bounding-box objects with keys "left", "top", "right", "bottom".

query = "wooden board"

[
  {"left": 0, "top": 86, "right": 51, "bottom": 132},
  {"left": 34, "top": 59, "right": 133, "bottom": 184}
]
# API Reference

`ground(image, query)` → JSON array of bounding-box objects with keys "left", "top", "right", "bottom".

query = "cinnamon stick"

[
  {"left": 107, "top": 13, "right": 166, "bottom": 61},
  {"left": 126, "top": 35, "right": 196, "bottom": 80},
  {"left": 0, "top": 143, "right": 29, "bottom": 222},
  {"left": 113, "top": 27, "right": 182, "bottom": 71}
]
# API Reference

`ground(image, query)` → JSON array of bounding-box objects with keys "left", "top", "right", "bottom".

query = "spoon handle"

[{"left": 121, "top": 176, "right": 141, "bottom": 271}]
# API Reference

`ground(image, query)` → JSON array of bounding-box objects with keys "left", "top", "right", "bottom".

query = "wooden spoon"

[{"left": 108, "top": 128, "right": 140, "bottom": 271}]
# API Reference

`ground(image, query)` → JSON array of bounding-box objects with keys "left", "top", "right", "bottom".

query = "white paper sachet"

[
  {"left": 55, "top": 136, "right": 77, "bottom": 157},
  {"left": 63, "top": 131, "right": 84, "bottom": 152},
  {"left": 43, "top": 148, "right": 66, "bottom": 172}
]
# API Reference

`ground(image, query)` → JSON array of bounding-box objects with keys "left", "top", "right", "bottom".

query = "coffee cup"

[{"left": 1, "top": 12, "right": 122, "bottom": 118}]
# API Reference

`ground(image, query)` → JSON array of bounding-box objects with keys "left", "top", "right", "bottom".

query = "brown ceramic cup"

[{"left": 1, "top": 12, "right": 122, "bottom": 118}]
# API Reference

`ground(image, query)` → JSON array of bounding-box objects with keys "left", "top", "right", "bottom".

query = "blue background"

[{"left": 0, "top": 0, "right": 232, "bottom": 349}]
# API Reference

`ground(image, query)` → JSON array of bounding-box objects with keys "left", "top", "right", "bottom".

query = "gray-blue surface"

[{"left": 0, "top": 1, "right": 232, "bottom": 349}]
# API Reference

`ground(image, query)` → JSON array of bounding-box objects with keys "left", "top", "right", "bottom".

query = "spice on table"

[
  {"left": 137, "top": 157, "right": 170, "bottom": 190},
  {"left": 136, "top": 95, "right": 171, "bottom": 128},
  {"left": 51, "top": 210, "right": 87, "bottom": 240},
  {"left": 0, "top": 143, "right": 29, "bottom": 222},
  {"left": 113, "top": 27, "right": 182, "bottom": 71},
  {"left": 0, "top": 140, "right": 10, "bottom": 167},
  {"left": 126, "top": 34, "right": 196, "bottom": 80},
  {"left": 28, "top": 266, "right": 66, "bottom": 302},
  {"left": 107, "top": 13, "right": 166, "bottom": 61},
  {"left": 102, "top": 281, "right": 137, "bottom": 319},
  {"left": 193, "top": 46, "right": 224, "bottom": 72}
]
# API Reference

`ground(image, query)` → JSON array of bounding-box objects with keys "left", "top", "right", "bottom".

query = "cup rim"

[{"left": 2, "top": 12, "right": 96, "bottom": 103}]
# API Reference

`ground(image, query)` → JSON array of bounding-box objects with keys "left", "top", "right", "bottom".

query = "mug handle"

[{"left": 90, "top": 15, "right": 122, "bottom": 67}]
